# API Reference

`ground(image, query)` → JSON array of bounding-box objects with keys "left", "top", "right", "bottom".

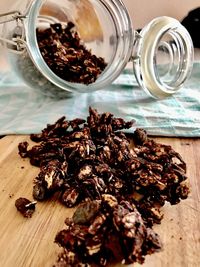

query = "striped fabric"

[{"left": 0, "top": 63, "right": 199, "bottom": 137}]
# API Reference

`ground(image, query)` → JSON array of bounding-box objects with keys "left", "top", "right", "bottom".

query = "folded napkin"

[{"left": 0, "top": 63, "right": 200, "bottom": 137}]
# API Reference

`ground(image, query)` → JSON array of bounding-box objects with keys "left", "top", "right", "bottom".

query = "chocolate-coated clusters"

[{"left": 18, "top": 107, "right": 190, "bottom": 265}]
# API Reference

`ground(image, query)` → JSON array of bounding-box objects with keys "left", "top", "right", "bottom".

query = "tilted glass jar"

[{"left": 0, "top": 0, "right": 194, "bottom": 98}]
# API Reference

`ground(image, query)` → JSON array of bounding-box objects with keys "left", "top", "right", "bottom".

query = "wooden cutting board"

[{"left": 0, "top": 135, "right": 199, "bottom": 267}]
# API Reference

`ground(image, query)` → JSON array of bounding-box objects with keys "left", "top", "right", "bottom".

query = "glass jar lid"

[{"left": 133, "top": 16, "right": 194, "bottom": 98}]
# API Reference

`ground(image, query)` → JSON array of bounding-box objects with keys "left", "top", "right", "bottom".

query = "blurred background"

[
  {"left": 0, "top": 0, "right": 200, "bottom": 28},
  {"left": 123, "top": 0, "right": 200, "bottom": 28}
]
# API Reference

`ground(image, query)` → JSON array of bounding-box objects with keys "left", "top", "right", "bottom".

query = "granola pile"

[{"left": 18, "top": 107, "right": 190, "bottom": 266}]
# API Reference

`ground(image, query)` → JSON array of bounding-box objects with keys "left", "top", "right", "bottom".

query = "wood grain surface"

[{"left": 0, "top": 135, "right": 199, "bottom": 267}]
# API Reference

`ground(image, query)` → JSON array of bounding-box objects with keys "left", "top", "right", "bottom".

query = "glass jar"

[{"left": 0, "top": 0, "right": 194, "bottom": 98}]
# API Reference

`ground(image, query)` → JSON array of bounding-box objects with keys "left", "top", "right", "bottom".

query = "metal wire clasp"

[
  {"left": 0, "top": 10, "right": 26, "bottom": 24},
  {"left": 0, "top": 11, "right": 27, "bottom": 53}
]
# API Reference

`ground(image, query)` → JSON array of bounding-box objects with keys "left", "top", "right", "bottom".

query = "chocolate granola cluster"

[
  {"left": 18, "top": 107, "right": 190, "bottom": 266},
  {"left": 37, "top": 23, "right": 107, "bottom": 85},
  {"left": 55, "top": 195, "right": 162, "bottom": 266},
  {"left": 15, "top": 197, "right": 37, "bottom": 218}
]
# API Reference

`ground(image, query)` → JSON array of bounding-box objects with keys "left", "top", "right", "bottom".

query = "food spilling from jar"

[{"left": 36, "top": 22, "right": 107, "bottom": 85}]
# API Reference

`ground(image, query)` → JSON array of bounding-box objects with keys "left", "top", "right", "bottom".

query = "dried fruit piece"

[{"left": 73, "top": 200, "right": 101, "bottom": 224}]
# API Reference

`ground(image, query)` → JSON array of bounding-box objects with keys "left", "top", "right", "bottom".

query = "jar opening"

[
  {"left": 133, "top": 16, "right": 194, "bottom": 98},
  {"left": 24, "top": 0, "right": 133, "bottom": 93}
]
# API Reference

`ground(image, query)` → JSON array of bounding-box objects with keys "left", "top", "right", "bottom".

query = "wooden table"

[{"left": 0, "top": 135, "right": 199, "bottom": 267}]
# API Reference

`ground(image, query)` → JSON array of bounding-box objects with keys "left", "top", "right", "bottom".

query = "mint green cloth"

[{"left": 0, "top": 63, "right": 200, "bottom": 137}]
